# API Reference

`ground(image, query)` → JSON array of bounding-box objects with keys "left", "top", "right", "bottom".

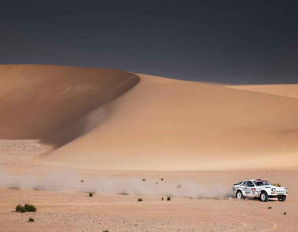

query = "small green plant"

[
  {"left": 24, "top": 204, "right": 36, "bottom": 212},
  {"left": 137, "top": 198, "right": 143, "bottom": 202},
  {"left": 16, "top": 204, "right": 23, "bottom": 212},
  {"left": 28, "top": 217, "right": 34, "bottom": 222},
  {"left": 167, "top": 196, "right": 171, "bottom": 201},
  {"left": 103, "top": 230, "right": 109, "bottom": 232},
  {"left": 89, "top": 192, "right": 94, "bottom": 197},
  {"left": 16, "top": 204, "right": 36, "bottom": 213},
  {"left": 274, "top": 183, "right": 281, "bottom": 187}
]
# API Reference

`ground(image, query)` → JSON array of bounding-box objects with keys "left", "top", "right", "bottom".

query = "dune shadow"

[{"left": 0, "top": 64, "right": 140, "bottom": 148}]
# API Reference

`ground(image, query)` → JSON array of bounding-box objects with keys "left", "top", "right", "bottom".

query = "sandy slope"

[
  {"left": 41, "top": 74, "right": 298, "bottom": 170},
  {"left": 227, "top": 84, "right": 298, "bottom": 99},
  {"left": 1, "top": 64, "right": 298, "bottom": 170},
  {"left": 0, "top": 65, "right": 139, "bottom": 147}
]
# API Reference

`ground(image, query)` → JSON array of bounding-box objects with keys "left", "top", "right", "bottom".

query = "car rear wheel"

[
  {"left": 260, "top": 192, "right": 269, "bottom": 202},
  {"left": 278, "top": 195, "right": 286, "bottom": 202},
  {"left": 236, "top": 191, "right": 244, "bottom": 200}
]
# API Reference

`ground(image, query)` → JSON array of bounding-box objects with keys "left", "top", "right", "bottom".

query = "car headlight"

[{"left": 271, "top": 188, "right": 275, "bottom": 192}]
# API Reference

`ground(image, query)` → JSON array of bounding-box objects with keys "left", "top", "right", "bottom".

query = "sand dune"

[
  {"left": 0, "top": 65, "right": 139, "bottom": 146},
  {"left": 1, "top": 64, "right": 298, "bottom": 170},
  {"left": 227, "top": 84, "right": 298, "bottom": 99},
  {"left": 40, "top": 73, "right": 298, "bottom": 170}
]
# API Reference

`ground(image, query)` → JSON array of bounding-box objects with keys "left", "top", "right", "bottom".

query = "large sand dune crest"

[
  {"left": 0, "top": 65, "right": 140, "bottom": 147},
  {"left": 41, "top": 73, "right": 298, "bottom": 170}
]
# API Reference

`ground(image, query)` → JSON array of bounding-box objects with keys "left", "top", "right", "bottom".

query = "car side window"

[
  {"left": 242, "top": 181, "right": 247, "bottom": 186},
  {"left": 247, "top": 181, "right": 254, "bottom": 187}
]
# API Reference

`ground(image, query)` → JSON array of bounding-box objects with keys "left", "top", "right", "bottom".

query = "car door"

[
  {"left": 241, "top": 181, "right": 249, "bottom": 196},
  {"left": 245, "top": 181, "right": 256, "bottom": 197}
]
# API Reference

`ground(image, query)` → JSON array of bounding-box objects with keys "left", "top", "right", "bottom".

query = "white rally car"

[{"left": 233, "top": 179, "right": 288, "bottom": 202}]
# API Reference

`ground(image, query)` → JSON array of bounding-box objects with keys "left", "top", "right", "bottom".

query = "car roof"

[
  {"left": 241, "top": 179, "right": 267, "bottom": 182},
  {"left": 247, "top": 179, "right": 267, "bottom": 182}
]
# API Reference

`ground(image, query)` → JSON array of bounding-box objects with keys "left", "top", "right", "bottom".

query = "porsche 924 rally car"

[{"left": 233, "top": 179, "right": 288, "bottom": 202}]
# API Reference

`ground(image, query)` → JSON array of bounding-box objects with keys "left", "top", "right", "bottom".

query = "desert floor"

[
  {"left": 1, "top": 155, "right": 298, "bottom": 232},
  {"left": 1, "top": 141, "right": 297, "bottom": 231}
]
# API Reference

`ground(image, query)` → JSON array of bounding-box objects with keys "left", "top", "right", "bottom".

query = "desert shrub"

[
  {"left": 284, "top": 212, "right": 287, "bottom": 215},
  {"left": 274, "top": 183, "right": 281, "bottom": 187},
  {"left": 161, "top": 178, "right": 164, "bottom": 181},
  {"left": 16, "top": 204, "right": 23, "bottom": 212},
  {"left": 89, "top": 192, "right": 94, "bottom": 197},
  {"left": 161, "top": 197, "right": 164, "bottom": 201},
  {"left": 142, "top": 178, "right": 146, "bottom": 181},
  {"left": 268, "top": 207, "right": 272, "bottom": 209},
  {"left": 24, "top": 204, "right": 36, "bottom": 212},
  {"left": 167, "top": 196, "right": 171, "bottom": 201},
  {"left": 16, "top": 204, "right": 36, "bottom": 213},
  {"left": 16, "top": 204, "right": 27, "bottom": 213},
  {"left": 28, "top": 217, "right": 34, "bottom": 222},
  {"left": 137, "top": 198, "right": 143, "bottom": 202},
  {"left": 103, "top": 230, "right": 109, "bottom": 232}
]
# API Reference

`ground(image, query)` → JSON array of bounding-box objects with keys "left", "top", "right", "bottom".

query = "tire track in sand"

[{"left": 227, "top": 213, "right": 278, "bottom": 232}]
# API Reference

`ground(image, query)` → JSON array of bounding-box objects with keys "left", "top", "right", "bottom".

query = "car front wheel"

[
  {"left": 260, "top": 192, "right": 269, "bottom": 202},
  {"left": 278, "top": 195, "right": 286, "bottom": 202}
]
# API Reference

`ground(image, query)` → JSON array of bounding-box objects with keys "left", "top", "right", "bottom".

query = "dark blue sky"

[{"left": 1, "top": 0, "right": 298, "bottom": 84}]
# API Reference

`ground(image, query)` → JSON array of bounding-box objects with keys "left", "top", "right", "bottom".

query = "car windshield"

[{"left": 254, "top": 180, "right": 271, "bottom": 186}]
